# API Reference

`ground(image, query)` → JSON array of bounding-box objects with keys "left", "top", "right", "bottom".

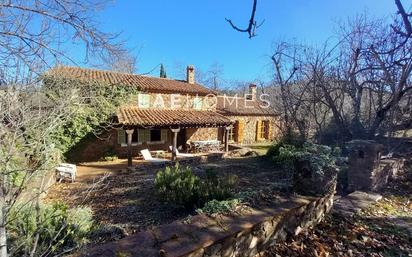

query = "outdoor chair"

[
  {"left": 56, "top": 163, "right": 77, "bottom": 182},
  {"left": 140, "top": 149, "right": 168, "bottom": 163},
  {"left": 169, "top": 146, "right": 194, "bottom": 158}
]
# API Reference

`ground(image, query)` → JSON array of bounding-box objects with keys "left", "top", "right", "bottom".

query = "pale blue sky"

[{"left": 87, "top": 1, "right": 401, "bottom": 82}]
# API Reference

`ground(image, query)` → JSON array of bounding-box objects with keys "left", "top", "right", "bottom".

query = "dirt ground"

[
  {"left": 263, "top": 159, "right": 412, "bottom": 257},
  {"left": 44, "top": 155, "right": 285, "bottom": 233}
]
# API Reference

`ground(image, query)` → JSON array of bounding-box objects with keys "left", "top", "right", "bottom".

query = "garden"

[{"left": 34, "top": 140, "right": 343, "bottom": 255}]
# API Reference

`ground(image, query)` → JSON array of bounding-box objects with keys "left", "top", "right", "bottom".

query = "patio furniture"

[
  {"left": 190, "top": 140, "right": 221, "bottom": 153},
  {"left": 169, "top": 146, "right": 194, "bottom": 158},
  {"left": 150, "top": 150, "right": 166, "bottom": 159},
  {"left": 140, "top": 149, "right": 168, "bottom": 163},
  {"left": 56, "top": 163, "right": 77, "bottom": 182}
]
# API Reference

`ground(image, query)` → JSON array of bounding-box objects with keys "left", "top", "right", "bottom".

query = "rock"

[{"left": 225, "top": 147, "right": 258, "bottom": 157}]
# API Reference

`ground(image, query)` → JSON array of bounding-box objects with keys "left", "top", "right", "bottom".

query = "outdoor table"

[{"left": 190, "top": 140, "right": 221, "bottom": 153}]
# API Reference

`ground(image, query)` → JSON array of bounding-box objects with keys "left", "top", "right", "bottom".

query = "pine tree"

[{"left": 160, "top": 64, "right": 167, "bottom": 78}]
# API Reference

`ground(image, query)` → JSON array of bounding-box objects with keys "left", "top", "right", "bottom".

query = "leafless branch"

[{"left": 225, "top": 0, "right": 264, "bottom": 38}]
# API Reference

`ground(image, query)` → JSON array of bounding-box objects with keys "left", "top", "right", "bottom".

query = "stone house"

[
  {"left": 217, "top": 85, "right": 279, "bottom": 145},
  {"left": 48, "top": 65, "right": 279, "bottom": 163}
]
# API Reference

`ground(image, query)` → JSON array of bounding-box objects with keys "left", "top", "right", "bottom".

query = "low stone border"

[{"left": 81, "top": 191, "right": 334, "bottom": 257}]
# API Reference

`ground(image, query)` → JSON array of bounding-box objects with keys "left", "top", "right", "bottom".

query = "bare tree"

[
  {"left": 199, "top": 62, "right": 225, "bottom": 91},
  {"left": 106, "top": 50, "right": 137, "bottom": 74},
  {"left": 0, "top": 1, "right": 125, "bottom": 256},
  {"left": 270, "top": 0, "right": 412, "bottom": 143},
  {"left": 225, "top": 0, "right": 264, "bottom": 38},
  {"left": 0, "top": 0, "right": 125, "bottom": 82}
]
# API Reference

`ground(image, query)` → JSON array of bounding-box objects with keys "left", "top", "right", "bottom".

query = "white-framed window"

[
  {"left": 193, "top": 96, "right": 203, "bottom": 110},
  {"left": 138, "top": 93, "right": 150, "bottom": 108}
]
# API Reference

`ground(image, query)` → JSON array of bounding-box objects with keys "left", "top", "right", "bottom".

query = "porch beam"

[
  {"left": 171, "top": 127, "right": 181, "bottom": 161},
  {"left": 224, "top": 126, "right": 231, "bottom": 152},
  {"left": 125, "top": 129, "right": 134, "bottom": 168}
]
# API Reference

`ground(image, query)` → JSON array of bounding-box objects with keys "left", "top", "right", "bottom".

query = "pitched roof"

[
  {"left": 117, "top": 107, "right": 232, "bottom": 128},
  {"left": 216, "top": 96, "right": 278, "bottom": 116},
  {"left": 46, "top": 66, "right": 215, "bottom": 95}
]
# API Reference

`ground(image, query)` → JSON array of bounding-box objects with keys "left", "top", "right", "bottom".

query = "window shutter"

[
  {"left": 117, "top": 129, "right": 126, "bottom": 144},
  {"left": 161, "top": 129, "right": 168, "bottom": 142},
  {"left": 256, "top": 120, "right": 261, "bottom": 141},
  {"left": 194, "top": 97, "right": 202, "bottom": 110},
  {"left": 234, "top": 121, "right": 239, "bottom": 142},
  {"left": 238, "top": 119, "right": 245, "bottom": 143},
  {"left": 267, "top": 120, "right": 272, "bottom": 140},
  {"left": 138, "top": 129, "right": 149, "bottom": 142},
  {"left": 138, "top": 94, "right": 151, "bottom": 108}
]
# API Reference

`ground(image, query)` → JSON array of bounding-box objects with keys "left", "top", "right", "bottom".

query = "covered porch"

[{"left": 116, "top": 107, "right": 234, "bottom": 167}]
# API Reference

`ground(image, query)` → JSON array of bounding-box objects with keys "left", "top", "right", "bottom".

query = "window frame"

[
  {"left": 228, "top": 127, "right": 235, "bottom": 142},
  {"left": 138, "top": 93, "right": 151, "bottom": 108},
  {"left": 260, "top": 121, "right": 267, "bottom": 139},
  {"left": 193, "top": 96, "right": 203, "bottom": 110}
]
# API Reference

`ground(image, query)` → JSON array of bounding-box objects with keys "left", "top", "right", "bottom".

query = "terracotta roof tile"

[
  {"left": 216, "top": 96, "right": 278, "bottom": 116},
  {"left": 47, "top": 66, "right": 215, "bottom": 95},
  {"left": 117, "top": 107, "right": 232, "bottom": 128}
]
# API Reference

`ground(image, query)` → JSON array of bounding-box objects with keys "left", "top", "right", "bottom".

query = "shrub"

[
  {"left": 100, "top": 147, "right": 118, "bottom": 162},
  {"left": 198, "top": 169, "right": 238, "bottom": 204},
  {"left": 154, "top": 164, "right": 237, "bottom": 209},
  {"left": 7, "top": 202, "right": 93, "bottom": 256},
  {"left": 268, "top": 142, "right": 340, "bottom": 195},
  {"left": 155, "top": 163, "right": 200, "bottom": 208},
  {"left": 196, "top": 199, "right": 241, "bottom": 215},
  {"left": 266, "top": 134, "right": 303, "bottom": 160}
]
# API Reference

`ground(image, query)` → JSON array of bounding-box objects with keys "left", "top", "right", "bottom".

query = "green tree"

[{"left": 160, "top": 64, "right": 167, "bottom": 78}]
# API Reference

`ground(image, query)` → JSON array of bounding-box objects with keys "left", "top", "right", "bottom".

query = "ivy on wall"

[{"left": 42, "top": 75, "right": 139, "bottom": 160}]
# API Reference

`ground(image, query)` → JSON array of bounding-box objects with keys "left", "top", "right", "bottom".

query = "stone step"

[{"left": 332, "top": 191, "right": 382, "bottom": 217}]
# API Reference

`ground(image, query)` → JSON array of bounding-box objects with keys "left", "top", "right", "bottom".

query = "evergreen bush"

[{"left": 7, "top": 202, "right": 93, "bottom": 256}]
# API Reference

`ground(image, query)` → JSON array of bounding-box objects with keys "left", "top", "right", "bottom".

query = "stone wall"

[
  {"left": 346, "top": 140, "right": 405, "bottom": 192},
  {"left": 186, "top": 127, "right": 219, "bottom": 142},
  {"left": 82, "top": 191, "right": 335, "bottom": 257},
  {"left": 69, "top": 129, "right": 171, "bottom": 162},
  {"left": 71, "top": 128, "right": 220, "bottom": 162},
  {"left": 221, "top": 115, "right": 280, "bottom": 145}
]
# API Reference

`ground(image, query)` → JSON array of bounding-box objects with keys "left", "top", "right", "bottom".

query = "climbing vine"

[{"left": 42, "top": 75, "right": 139, "bottom": 158}]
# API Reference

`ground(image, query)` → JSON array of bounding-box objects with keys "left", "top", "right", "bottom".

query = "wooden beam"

[
  {"left": 224, "top": 126, "right": 230, "bottom": 152},
  {"left": 171, "top": 127, "right": 181, "bottom": 161},
  {"left": 125, "top": 129, "right": 134, "bottom": 168}
]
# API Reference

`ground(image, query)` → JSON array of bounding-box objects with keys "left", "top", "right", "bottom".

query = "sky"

[{"left": 88, "top": 0, "right": 400, "bottom": 83}]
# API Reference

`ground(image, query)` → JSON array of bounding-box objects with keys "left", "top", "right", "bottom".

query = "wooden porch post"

[
  {"left": 224, "top": 126, "right": 230, "bottom": 152},
  {"left": 125, "top": 129, "right": 134, "bottom": 168},
  {"left": 171, "top": 127, "right": 180, "bottom": 161}
]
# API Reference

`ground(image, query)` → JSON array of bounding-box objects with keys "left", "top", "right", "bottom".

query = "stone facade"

[
  {"left": 72, "top": 127, "right": 220, "bottom": 162},
  {"left": 82, "top": 191, "right": 335, "bottom": 257},
  {"left": 186, "top": 127, "right": 219, "bottom": 142},
  {"left": 218, "top": 115, "right": 280, "bottom": 145}
]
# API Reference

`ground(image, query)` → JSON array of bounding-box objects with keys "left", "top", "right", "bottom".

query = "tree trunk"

[{"left": 0, "top": 197, "right": 7, "bottom": 257}]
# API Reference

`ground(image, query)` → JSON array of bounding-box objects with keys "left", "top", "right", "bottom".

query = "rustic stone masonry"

[
  {"left": 347, "top": 140, "right": 405, "bottom": 192},
  {"left": 82, "top": 191, "right": 335, "bottom": 257}
]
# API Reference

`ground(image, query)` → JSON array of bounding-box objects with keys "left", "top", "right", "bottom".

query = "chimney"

[
  {"left": 186, "top": 65, "right": 195, "bottom": 84},
  {"left": 247, "top": 84, "right": 257, "bottom": 100}
]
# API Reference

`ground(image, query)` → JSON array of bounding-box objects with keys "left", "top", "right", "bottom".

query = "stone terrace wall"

[{"left": 82, "top": 191, "right": 334, "bottom": 257}]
